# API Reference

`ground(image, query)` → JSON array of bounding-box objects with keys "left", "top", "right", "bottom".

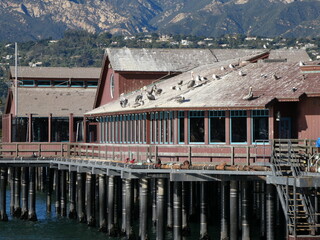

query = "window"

[
  {"left": 12, "top": 117, "right": 28, "bottom": 142},
  {"left": 231, "top": 110, "right": 247, "bottom": 143},
  {"left": 110, "top": 74, "right": 114, "bottom": 98},
  {"left": 71, "top": 81, "right": 84, "bottom": 87},
  {"left": 178, "top": 111, "right": 185, "bottom": 144},
  {"left": 32, "top": 117, "right": 48, "bottom": 142},
  {"left": 252, "top": 110, "right": 269, "bottom": 142},
  {"left": 53, "top": 80, "right": 69, "bottom": 87},
  {"left": 86, "top": 81, "right": 98, "bottom": 87},
  {"left": 189, "top": 111, "right": 205, "bottom": 143},
  {"left": 209, "top": 111, "right": 226, "bottom": 143},
  {"left": 37, "top": 80, "right": 51, "bottom": 87},
  {"left": 21, "top": 80, "right": 35, "bottom": 87},
  {"left": 52, "top": 118, "right": 69, "bottom": 142}
]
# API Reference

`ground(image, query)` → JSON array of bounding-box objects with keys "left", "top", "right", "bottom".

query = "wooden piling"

[
  {"left": 266, "top": 184, "right": 275, "bottom": 240},
  {"left": 86, "top": 173, "right": 96, "bottom": 227},
  {"left": 167, "top": 179, "right": 173, "bottom": 230},
  {"left": 13, "top": 167, "right": 21, "bottom": 217},
  {"left": 157, "top": 178, "right": 165, "bottom": 240},
  {"left": 122, "top": 178, "right": 127, "bottom": 235},
  {"left": 200, "top": 181, "right": 209, "bottom": 240},
  {"left": 173, "top": 181, "right": 182, "bottom": 240},
  {"left": 28, "top": 167, "right": 37, "bottom": 221},
  {"left": 46, "top": 168, "right": 53, "bottom": 213},
  {"left": 20, "top": 167, "right": 29, "bottom": 220},
  {"left": 77, "top": 172, "right": 86, "bottom": 223},
  {"left": 241, "top": 181, "right": 250, "bottom": 240},
  {"left": 54, "top": 169, "right": 61, "bottom": 215},
  {"left": 60, "top": 170, "right": 67, "bottom": 217},
  {"left": 9, "top": 167, "right": 14, "bottom": 215},
  {"left": 108, "top": 176, "right": 116, "bottom": 236},
  {"left": 98, "top": 174, "right": 107, "bottom": 232},
  {"left": 220, "top": 181, "right": 229, "bottom": 240},
  {"left": 230, "top": 180, "right": 238, "bottom": 240},
  {"left": 140, "top": 178, "right": 148, "bottom": 240},
  {"left": 182, "top": 182, "right": 190, "bottom": 235},
  {"left": 0, "top": 167, "right": 8, "bottom": 221},
  {"left": 125, "top": 178, "right": 134, "bottom": 239},
  {"left": 68, "top": 171, "right": 77, "bottom": 219}
]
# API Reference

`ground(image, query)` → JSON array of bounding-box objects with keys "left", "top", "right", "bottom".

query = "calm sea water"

[{"left": 0, "top": 190, "right": 284, "bottom": 239}]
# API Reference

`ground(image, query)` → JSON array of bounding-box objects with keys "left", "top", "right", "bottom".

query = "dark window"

[
  {"left": 71, "top": 81, "right": 84, "bottom": 87},
  {"left": 53, "top": 80, "right": 68, "bottom": 87},
  {"left": 189, "top": 111, "right": 205, "bottom": 143},
  {"left": 86, "top": 81, "right": 98, "bottom": 87},
  {"left": 110, "top": 74, "right": 114, "bottom": 98},
  {"left": 74, "top": 118, "right": 84, "bottom": 142},
  {"left": 21, "top": 80, "right": 35, "bottom": 86},
  {"left": 178, "top": 111, "right": 184, "bottom": 143},
  {"left": 252, "top": 110, "right": 269, "bottom": 142},
  {"left": 52, "top": 118, "right": 69, "bottom": 142},
  {"left": 12, "top": 117, "right": 28, "bottom": 142},
  {"left": 32, "top": 118, "right": 48, "bottom": 142},
  {"left": 37, "top": 80, "right": 51, "bottom": 87},
  {"left": 231, "top": 110, "right": 247, "bottom": 143},
  {"left": 209, "top": 111, "right": 225, "bottom": 143}
]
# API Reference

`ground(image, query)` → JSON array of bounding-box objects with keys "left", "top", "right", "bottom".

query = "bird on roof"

[
  {"left": 292, "top": 87, "right": 297, "bottom": 92},
  {"left": 242, "top": 87, "right": 254, "bottom": 100},
  {"left": 200, "top": 76, "right": 207, "bottom": 81},
  {"left": 147, "top": 158, "right": 153, "bottom": 163},
  {"left": 299, "top": 61, "right": 304, "bottom": 66},
  {"left": 273, "top": 74, "right": 281, "bottom": 80},
  {"left": 238, "top": 70, "right": 245, "bottom": 76},
  {"left": 187, "top": 80, "right": 195, "bottom": 88},
  {"left": 147, "top": 93, "right": 156, "bottom": 100},
  {"left": 229, "top": 64, "right": 235, "bottom": 69},
  {"left": 155, "top": 88, "right": 163, "bottom": 95},
  {"left": 135, "top": 94, "right": 143, "bottom": 103},
  {"left": 178, "top": 80, "right": 183, "bottom": 86},
  {"left": 120, "top": 93, "right": 128, "bottom": 108},
  {"left": 175, "top": 95, "right": 185, "bottom": 103},
  {"left": 212, "top": 74, "right": 220, "bottom": 80},
  {"left": 221, "top": 66, "right": 226, "bottom": 71}
]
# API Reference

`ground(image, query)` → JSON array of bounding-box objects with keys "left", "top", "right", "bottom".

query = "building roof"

[
  {"left": 268, "top": 49, "right": 311, "bottom": 62},
  {"left": 86, "top": 60, "right": 320, "bottom": 116},
  {"left": 106, "top": 48, "right": 267, "bottom": 72},
  {"left": 9, "top": 66, "right": 101, "bottom": 79},
  {"left": 14, "top": 87, "right": 96, "bottom": 117}
]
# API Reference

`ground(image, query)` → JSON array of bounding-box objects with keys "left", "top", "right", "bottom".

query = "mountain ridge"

[{"left": 0, "top": 0, "right": 319, "bottom": 41}]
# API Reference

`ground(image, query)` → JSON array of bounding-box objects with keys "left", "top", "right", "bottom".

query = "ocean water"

[{"left": 0, "top": 190, "right": 284, "bottom": 240}]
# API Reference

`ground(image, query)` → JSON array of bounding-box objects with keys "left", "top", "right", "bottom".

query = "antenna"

[{"left": 14, "top": 42, "right": 18, "bottom": 117}]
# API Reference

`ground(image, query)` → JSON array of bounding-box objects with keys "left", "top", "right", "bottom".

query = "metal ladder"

[{"left": 271, "top": 140, "right": 317, "bottom": 237}]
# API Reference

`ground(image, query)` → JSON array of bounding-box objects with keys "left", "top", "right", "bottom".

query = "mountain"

[{"left": 0, "top": 0, "right": 319, "bottom": 41}]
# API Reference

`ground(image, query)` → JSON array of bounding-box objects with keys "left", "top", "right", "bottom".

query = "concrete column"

[
  {"left": 220, "top": 181, "right": 228, "bottom": 240},
  {"left": 266, "top": 184, "right": 275, "bottom": 240},
  {"left": 173, "top": 181, "right": 182, "bottom": 240},
  {"left": 13, "top": 167, "right": 21, "bottom": 217},
  {"left": 9, "top": 167, "right": 14, "bottom": 215},
  {"left": 152, "top": 178, "right": 157, "bottom": 226},
  {"left": 230, "top": 180, "right": 238, "bottom": 240},
  {"left": 28, "top": 167, "right": 37, "bottom": 221},
  {"left": 260, "top": 182, "right": 266, "bottom": 239},
  {"left": 241, "top": 181, "right": 250, "bottom": 240},
  {"left": 98, "top": 174, "right": 107, "bottom": 232},
  {"left": 77, "top": 172, "right": 86, "bottom": 223},
  {"left": 157, "top": 178, "right": 165, "bottom": 240},
  {"left": 20, "top": 167, "right": 29, "bottom": 219},
  {"left": 200, "top": 182, "right": 209, "bottom": 240},
  {"left": 182, "top": 182, "right": 190, "bottom": 235},
  {"left": 60, "top": 170, "right": 67, "bottom": 217},
  {"left": 0, "top": 167, "right": 8, "bottom": 221},
  {"left": 140, "top": 178, "right": 148, "bottom": 240},
  {"left": 68, "top": 171, "right": 77, "bottom": 219}
]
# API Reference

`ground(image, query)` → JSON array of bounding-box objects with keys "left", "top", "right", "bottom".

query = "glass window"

[
  {"left": 37, "top": 80, "right": 51, "bottom": 87},
  {"left": 252, "top": 110, "right": 269, "bottom": 142},
  {"left": 178, "top": 111, "right": 184, "bottom": 144},
  {"left": 209, "top": 111, "right": 226, "bottom": 143},
  {"left": 52, "top": 117, "right": 69, "bottom": 142},
  {"left": 21, "top": 80, "right": 35, "bottom": 86},
  {"left": 71, "top": 81, "right": 84, "bottom": 87},
  {"left": 189, "top": 111, "right": 205, "bottom": 143},
  {"left": 53, "top": 80, "right": 69, "bottom": 87},
  {"left": 110, "top": 74, "right": 114, "bottom": 98},
  {"left": 231, "top": 110, "right": 247, "bottom": 143},
  {"left": 12, "top": 117, "right": 28, "bottom": 142},
  {"left": 32, "top": 117, "right": 48, "bottom": 142},
  {"left": 86, "top": 81, "right": 98, "bottom": 87}
]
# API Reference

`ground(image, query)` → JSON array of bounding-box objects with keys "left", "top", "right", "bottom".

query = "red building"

[{"left": 2, "top": 66, "right": 101, "bottom": 143}]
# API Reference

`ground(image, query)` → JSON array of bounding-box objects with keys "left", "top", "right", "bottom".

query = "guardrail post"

[
  {"left": 231, "top": 146, "right": 235, "bottom": 165},
  {"left": 246, "top": 146, "right": 250, "bottom": 166},
  {"left": 38, "top": 144, "right": 41, "bottom": 157},
  {"left": 188, "top": 146, "right": 191, "bottom": 164}
]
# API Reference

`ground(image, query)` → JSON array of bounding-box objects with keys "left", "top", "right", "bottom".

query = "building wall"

[
  {"left": 297, "top": 97, "right": 320, "bottom": 140},
  {"left": 98, "top": 67, "right": 119, "bottom": 106}
]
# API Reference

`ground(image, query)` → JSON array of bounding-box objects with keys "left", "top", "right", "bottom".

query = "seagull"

[
  {"left": 292, "top": 87, "right": 297, "bottom": 92},
  {"left": 155, "top": 88, "right": 163, "bottom": 95},
  {"left": 147, "top": 158, "right": 153, "bottom": 163},
  {"left": 200, "top": 76, "right": 207, "bottom": 81},
  {"left": 195, "top": 75, "right": 201, "bottom": 82},
  {"left": 147, "top": 94, "right": 156, "bottom": 100},
  {"left": 238, "top": 70, "right": 245, "bottom": 76},
  {"left": 175, "top": 95, "right": 185, "bottom": 103},
  {"left": 273, "top": 74, "right": 281, "bottom": 80},
  {"left": 299, "top": 61, "right": 304, "bottom": 66},
  {"left": 242, "top": 87, "right": 253, "bottom": 100},
  {"left": 187, "top": 80, "right": 195, "bottom": 88},
  {"left": 120, "top": 94, "right": 128, "bottom": 108},
  {"left": 212, "top": 74, "right": 220, "bottom": 80},
  {"left": 135, "top": 94, "right": 143, "bottom": 103},
  {"left": 229, "top": 63, "right": 235, "bottom": 69},
  {"left": 220, "top": 66, "right": 226, "bottom": 71},
  {"left": 177, "top": 80, "right": 183, "bottom": 86}
]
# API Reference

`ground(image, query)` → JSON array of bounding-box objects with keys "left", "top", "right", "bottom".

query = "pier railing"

[{"left": 0, "top": 141, "right": 272, "bottom": 166}]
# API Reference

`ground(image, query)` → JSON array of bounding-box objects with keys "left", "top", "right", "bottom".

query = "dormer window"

[{"left": 110, "top": 73, "right": 114, "bottom": 99}]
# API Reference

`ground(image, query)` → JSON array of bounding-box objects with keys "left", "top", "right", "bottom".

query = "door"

[{"left": 279, "top": 117, "right": 291, "bottom": 139}]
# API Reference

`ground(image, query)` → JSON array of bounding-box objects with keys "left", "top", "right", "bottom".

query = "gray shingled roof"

[
  {"left": 268, "top": 49, "right": 311, "bottom": 62},
  {"left": 14, "top": 87, "right": 96, "bottom": 117},
  {"left": 106, "top": 48, "right": 267, "bottom": 72},
  {"left": 86, "top": 60, "right": 320, "bottom": 116},
  {"left": 10, "top": 66, "right": 101, "bottom": 79}
]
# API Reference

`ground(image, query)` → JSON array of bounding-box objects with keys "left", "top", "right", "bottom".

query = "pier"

[{"left": 0, "top": 139, "right": 319, "bottom": 239}]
